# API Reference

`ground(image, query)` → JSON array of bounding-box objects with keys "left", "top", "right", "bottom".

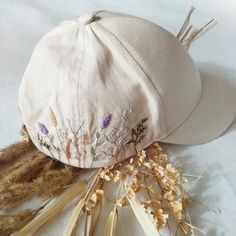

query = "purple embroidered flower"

[
  {"left": 38, "top": 122, "right": 49, "bottom": 135},
  {"left": 101, "top": 114, "right": 112, "bottom": 129}
]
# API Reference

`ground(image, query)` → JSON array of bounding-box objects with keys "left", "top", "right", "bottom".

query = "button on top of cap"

[{"left": 79, "top": 13, "right": 95, "bottom": 25}]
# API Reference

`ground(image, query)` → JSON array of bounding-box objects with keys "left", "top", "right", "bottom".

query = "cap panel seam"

[
  {"left": 95, "top": 22, "right": 165, "bottom": 107},
  {"left": 75, "top": 26, "right": 86, "bottom": 125},
  {"left": 95, "top": 21, "right": 167, "bottom": 135},
  {"left": 96, "top": 11, "right": 176, "bottom": 40}
]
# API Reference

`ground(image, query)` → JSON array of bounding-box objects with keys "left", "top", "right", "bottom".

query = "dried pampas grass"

[
  {"left": 0, "top": 183, "right": 38, "bottom": 208},
  {"left": 33, "top": 163, "right": 76, "bottom": 199},
  {"left": 0, "top": 209, "right": 36, "bottom": 236},
  {"left": 0, "top": 200, "right": 51, "bottom": 236},
  {"left": 0, "top": 151, "right": 76, "bottom": 208},
  {"left": 0, "top": 140, "right": 35, "bottom": 165},
  {"left": 0, "top": 151, "right": 49, "bottom": 186}
]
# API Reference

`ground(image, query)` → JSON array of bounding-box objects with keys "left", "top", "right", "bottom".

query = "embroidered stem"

[
  {"left": 56, "top": 129, "right": 67, "bottom": 156},
  {"left": 46, "top": 134, "right": 61, "bottom": 160},
  {"left": 67, "top": 120, "right": 82, "bottom": 165},
  {"left": 37, "top": 133, "right": 56, "bottom": 159}
]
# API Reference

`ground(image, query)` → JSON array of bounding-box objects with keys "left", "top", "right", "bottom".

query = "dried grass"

[
  {"left": 15, "top": 180, "right": 87, "bottom": 236},
  {"left": 0, "top": 141, "right": 35, "bottom": 165},
  {"left": 0, "top": 209, "right": 36, "bottom": 236},
  {"left": 103, "top": 204, "right": 118, "bottom": 236},
  {"left": 34, "top": 164, "right": 76, "bottom": 199},
  {"left": 0, "top": 151, "right": 49, "bottom": 186},
  {"left": 0, "top": 150, "right": 76, "bottom": 208}
]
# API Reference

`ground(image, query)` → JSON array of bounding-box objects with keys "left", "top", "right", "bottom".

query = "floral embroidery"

[
  {"left": 37, "top": 108, "right": 148, "bottom": 167},
  {"left": 37, "top": 122, "right": 61, "bottom": 160},
  {"left": 126, "top": 118, "right": 148, "bottom": 150},
  {"left": 38, "top": 122, "right": 49, "bottom": 135},
  {"left": 82, "top": 132, "right": 90, "bottom": 145},
  {"left": 101, "top": 114, "right": 112, "bottom": 129}
]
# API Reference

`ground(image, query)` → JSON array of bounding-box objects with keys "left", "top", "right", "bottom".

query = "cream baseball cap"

[{"left": 18, "top": 10, "right": 236, "bottom": 168}]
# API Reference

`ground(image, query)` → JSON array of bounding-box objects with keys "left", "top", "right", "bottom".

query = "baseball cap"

[{"left": 18, "top": 10, "right": 236, "bottom": 168}]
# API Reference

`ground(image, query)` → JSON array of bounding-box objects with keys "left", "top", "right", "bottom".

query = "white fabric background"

[{"left": 0, "top": 0, "right": 236, "bottom": 235}]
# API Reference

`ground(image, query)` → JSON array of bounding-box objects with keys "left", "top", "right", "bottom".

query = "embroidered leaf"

[
  {"left": 49, "top": 135, "right": 54, "bottom": 143},
  {"left": 94, "top": 155, "right": 101, "bottom": 161},
  {"left": 96, "top": 132, "right": 100, "bottom": 139},
  {"left": 37, "top": 133, "right": 51, "bottom": 149},
  {"left": 82, "top": 133, "right": 90, "bottom": 145},
  {"left": 66, "top": 139, "right": 72, "bottom": 161},
  {"left": 49, "top": 107, "right": 58, "bottom": 127},
  {"left": 97, "top": 138, "right": 105, "bottom": 146},
  {"left": 91, "top": 147, "right": 96, "bottom": 156},
  {"left": 37, "top": 133, "right": 43, "bottom": 145}
]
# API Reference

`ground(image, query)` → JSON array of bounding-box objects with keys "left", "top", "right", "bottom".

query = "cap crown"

[{"left": 18, "top": 10, "right": 201, "bottom": 168}]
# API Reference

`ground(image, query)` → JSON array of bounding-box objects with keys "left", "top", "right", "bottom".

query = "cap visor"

[{"left": 160, "top": 70, "right": 236, "bottom": 145}]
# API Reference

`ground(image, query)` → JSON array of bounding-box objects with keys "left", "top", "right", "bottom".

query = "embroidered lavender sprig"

[
  {"left": 38, "top": 122, "right": 49, "bottom": 135},
  {"left": 101, "top": 114, "right": 112, "bottom": 129}
]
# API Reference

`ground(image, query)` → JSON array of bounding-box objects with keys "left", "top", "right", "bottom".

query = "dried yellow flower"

[
  {"left": 163, "top": 190, "right": 176, "bottom": 201},
  {"left": 113, "top": 170, "right": 121, "bottom": 182},
  {"left": 170, "top": 200, "right": 182, "bottom": 213},
  {"left": 116, "top": 197, "right": 128, "bottom": 207},
  {"left": 100, "top": 170, "right": 112, "bottom": 181}
]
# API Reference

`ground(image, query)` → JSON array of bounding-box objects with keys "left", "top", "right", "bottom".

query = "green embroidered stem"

[{"left": 37, "top": 134, "right": 55, "bottom": 159}]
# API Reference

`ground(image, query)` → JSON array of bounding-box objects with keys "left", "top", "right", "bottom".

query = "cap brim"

[{"left": 159, "top": 70, "right": 236, "bottom": 145}]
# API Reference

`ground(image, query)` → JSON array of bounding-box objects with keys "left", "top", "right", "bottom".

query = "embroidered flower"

[
  {"left": 101, "top": 114, "right": 112, "bottom": 129},
  {"left": 36, "top": 108, "right": 148, "bottom": 166},
  {"left": 38, "top": 122, "right": 49, "bottom": 135},
  {"left": 82, "top": 132, "right": 90, "bottom": 145}
]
